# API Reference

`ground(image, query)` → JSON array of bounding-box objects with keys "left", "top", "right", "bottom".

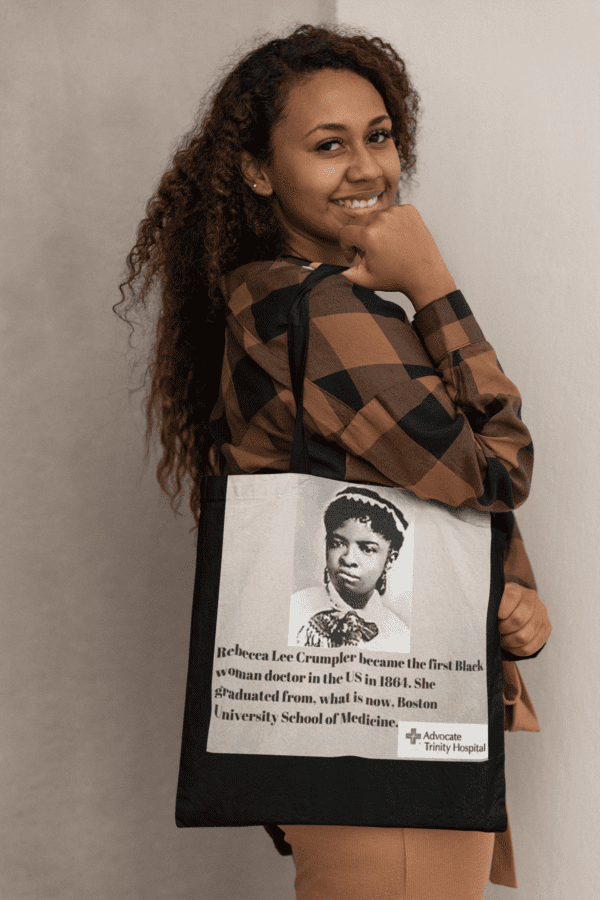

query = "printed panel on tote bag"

[{"left": 176, "top": 265, "right": 508, "bottom": 833}]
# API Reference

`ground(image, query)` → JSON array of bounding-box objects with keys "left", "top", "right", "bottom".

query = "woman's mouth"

[
  {"left": 337, "top": 571, "right": 360, "bottom": 583},
  {"left": 332, "top": 191, "right": 385, "bottom": 213}
]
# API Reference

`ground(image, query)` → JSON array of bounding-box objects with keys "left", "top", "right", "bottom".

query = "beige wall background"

[
  {"left": 338, "top": 0, "right": 600, "bottom": 897},
  {"left": 0, "top": 3, "right": 334, "bottom": 899},
  {"left": 2, "top": 0, "right": 598, "bottom": 898}
]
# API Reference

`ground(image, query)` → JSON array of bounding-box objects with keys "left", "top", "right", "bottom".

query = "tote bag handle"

[{"left": 287, "top": 263, "right": 346, "bottom": 475}]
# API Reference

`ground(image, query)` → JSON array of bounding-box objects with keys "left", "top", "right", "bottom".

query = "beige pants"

[{"left": 278, "top": 824, "right": 495, "bottom": 900}]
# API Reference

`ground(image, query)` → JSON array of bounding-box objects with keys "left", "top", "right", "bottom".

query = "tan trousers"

[{"left": 278, "top": 824, "right": 495, "bottom": 900}]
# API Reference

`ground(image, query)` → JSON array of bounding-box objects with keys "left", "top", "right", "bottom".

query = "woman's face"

[
  {"left": 326, "top": 517, "right": 391, "bottom": 605},
  {"left": 251, "top": 68, "right": 401, "bottom": 265}
]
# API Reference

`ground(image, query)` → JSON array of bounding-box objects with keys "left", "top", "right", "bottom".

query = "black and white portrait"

[{"left": 289, "top": 486, "right": 412, "bottom": 651}]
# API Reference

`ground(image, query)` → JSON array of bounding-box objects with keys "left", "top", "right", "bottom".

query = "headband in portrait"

[{"left": 332, "top": 486, "right": 409, "bottom": 534}]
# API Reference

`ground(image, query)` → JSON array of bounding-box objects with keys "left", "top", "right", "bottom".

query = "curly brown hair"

[{"left": 113, "top": 23, "right": 421, "bottom": 531}]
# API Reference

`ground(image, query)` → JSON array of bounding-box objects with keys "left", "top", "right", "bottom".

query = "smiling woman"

[
  {"left": 115, "top": 21, "right": 551, "bottom": 900},
  {"left": 240, "top": 68, "right": 401, "bottom": 264}
]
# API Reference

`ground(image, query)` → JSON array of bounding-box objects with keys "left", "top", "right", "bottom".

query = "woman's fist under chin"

[{"left": 338, "top": 204, "right": 456, "bottom": 311}]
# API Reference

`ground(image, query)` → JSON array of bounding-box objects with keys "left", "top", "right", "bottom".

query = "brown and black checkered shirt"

[{"left": 209, "top": 255, "right": 542, "bottom": 660}]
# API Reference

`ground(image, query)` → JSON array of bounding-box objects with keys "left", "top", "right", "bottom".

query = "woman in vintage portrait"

[
  {"left": 116, "top": 21, "right": 552, "bottom": 900},
  {"left": 291, "top": 487, "right": 411, "bottom": 651}
]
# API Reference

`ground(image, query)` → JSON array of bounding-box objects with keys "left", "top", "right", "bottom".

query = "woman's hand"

[
  {"left": 498, "top": 583, "right": 552, "bottom": 657},
  {"left": 338, "top": 204, "right": 457, "bottom": 312}
]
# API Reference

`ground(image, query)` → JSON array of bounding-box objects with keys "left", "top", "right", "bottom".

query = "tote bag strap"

[{"left": 287, "top": 263, "right": 346, "bottom": 475}]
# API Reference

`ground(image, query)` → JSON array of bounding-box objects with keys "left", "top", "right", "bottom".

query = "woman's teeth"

[{"left": 335, "top": 195, "right": 379, "bottom": 209}]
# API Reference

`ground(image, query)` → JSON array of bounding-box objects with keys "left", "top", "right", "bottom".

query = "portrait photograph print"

[{"left": 289, "top": 483, "right": 413, "bottom": 653}]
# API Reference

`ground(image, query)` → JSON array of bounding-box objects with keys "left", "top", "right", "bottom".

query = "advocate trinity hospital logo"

[{"left": 404, "top": 727, "right": 486, "bottom": 756}]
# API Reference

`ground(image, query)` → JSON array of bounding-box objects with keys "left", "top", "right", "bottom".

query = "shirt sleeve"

[{"left": 298, "top": 273, "right": 533, "bottom": 512}]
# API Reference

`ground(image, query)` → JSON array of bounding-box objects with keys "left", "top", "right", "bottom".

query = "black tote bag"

[{"left": 175, "top": 264, "right": 508, "bottom": 833}]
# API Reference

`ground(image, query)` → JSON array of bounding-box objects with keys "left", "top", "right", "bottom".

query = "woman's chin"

[{"left": 334, "top": 580, "right": 372, "bottom": 608}]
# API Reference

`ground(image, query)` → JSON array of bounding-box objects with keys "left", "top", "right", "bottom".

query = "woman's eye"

[
  {"left": 369, "top": 129, "right": 392, "bottom": 144},
  {"left": 318, "top": 139, "right": 342, "bottom": 152},
  {"left": 317, "top": 129, "right": 392, "bottom": 153}
]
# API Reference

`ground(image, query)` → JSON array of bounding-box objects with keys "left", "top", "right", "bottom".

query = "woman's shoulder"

[
  {"left": 291, "top": 585, "right": 347, "bottom": 625},
  {"left": 222, "top": 256, "right": 406, "bottom": 326},
  {"left": 218, "top": 258, "right": 313, "bottom": 338},
  {"left": 220, "top": 258, "right": 310, "bottom": 310},
  {"left": 291, "top": 584, "right": 329, "bottom": 608}
]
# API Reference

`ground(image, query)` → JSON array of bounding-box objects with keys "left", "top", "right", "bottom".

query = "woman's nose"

[
  {"left": 345, "top": 144, "right": 382, "bottom": 183},
  {"left": 340, "top": 547, "right": 359, "bottom": 566}
]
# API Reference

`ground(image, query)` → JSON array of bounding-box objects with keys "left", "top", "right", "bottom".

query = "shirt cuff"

[
  {"left": 501, "top": 643, "right": 547, "bottom": 662},
  {"left": 411, "top": 290, "right": 486, "bottom": 367}
]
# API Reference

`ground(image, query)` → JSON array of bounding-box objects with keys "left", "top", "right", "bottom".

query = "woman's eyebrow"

[
  {"left": 304, "top": 114, "right": 391, "bottom": 139},
  {"left": 331, "top": 535, "right": 381, "bottom": 547}
]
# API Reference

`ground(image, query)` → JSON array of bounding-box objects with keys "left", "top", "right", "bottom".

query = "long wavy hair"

[{"left": 113, "top": 23, "right": 421, "bottom": 531}]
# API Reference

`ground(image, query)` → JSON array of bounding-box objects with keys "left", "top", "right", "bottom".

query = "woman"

[
  {"left": 115, "top": 22, "right": 551, "bottom": 900},
  {"left": 291, "top": 487, "right": 411, "bottom": 652}
]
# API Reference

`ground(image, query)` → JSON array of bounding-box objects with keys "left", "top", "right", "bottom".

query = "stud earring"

[{"left": 252, "top": 183, "right": 257, "bottom": 188}]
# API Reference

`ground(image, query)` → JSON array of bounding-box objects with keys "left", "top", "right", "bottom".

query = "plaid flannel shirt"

[{"left": 209, "top": 255, "right": 543, "bottom": 661}]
